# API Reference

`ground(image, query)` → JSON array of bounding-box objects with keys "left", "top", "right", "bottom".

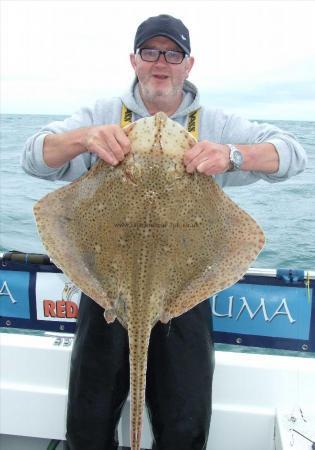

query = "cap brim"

[{"left": 136, "top": 32, "right": 190, "bottom": 55}]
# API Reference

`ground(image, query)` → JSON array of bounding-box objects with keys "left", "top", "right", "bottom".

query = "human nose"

[{"left": 155, "top": 52, "right": 168, "bottom": 64}]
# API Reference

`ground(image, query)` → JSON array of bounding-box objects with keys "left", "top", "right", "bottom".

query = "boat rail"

[{"left": 1, "top": 252, "right": 314, "bottom": 353}]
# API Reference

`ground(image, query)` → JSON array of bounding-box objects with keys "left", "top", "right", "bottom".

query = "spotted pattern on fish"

[{"left": 33, "top": 112, "right": 264, "bottom": 450}]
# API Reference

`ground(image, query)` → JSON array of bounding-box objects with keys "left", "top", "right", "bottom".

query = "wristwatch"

[{"left": 227, "top": 144, "right": 244, "bottom": 171}]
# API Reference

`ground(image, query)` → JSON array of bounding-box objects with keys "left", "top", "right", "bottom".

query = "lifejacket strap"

[{"left": 120, "top": 103, "right": 200, "bottom": 141}]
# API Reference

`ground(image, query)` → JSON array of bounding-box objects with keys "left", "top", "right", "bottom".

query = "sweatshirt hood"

[{"left": 120, "top": 79, "right": 201, "bottom": 120}]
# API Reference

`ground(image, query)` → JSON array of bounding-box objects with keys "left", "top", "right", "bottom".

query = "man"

[{"left": 22, "top": 14, "right": 307, "bottom": 450}]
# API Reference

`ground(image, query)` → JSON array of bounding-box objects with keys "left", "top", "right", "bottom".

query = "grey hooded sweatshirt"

[{"left": 21, "top": 80, "right": 307, "bottom": 187}]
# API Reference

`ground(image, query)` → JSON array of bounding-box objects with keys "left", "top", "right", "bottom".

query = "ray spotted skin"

[{"left": 34, "top": 113, "right": 264, "bottom": 450}]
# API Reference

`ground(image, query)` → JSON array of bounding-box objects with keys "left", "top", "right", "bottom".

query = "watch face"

[
  {"left": 233, "top": 150, "right": 243, "bottom": 166},
  {"left": 228, "top": 145, "right": 244, "bottom": 171}
]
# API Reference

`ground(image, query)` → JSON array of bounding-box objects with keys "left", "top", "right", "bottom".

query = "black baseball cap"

[{"left": 134, "top": 14, "right": 191, "bottom": 55}]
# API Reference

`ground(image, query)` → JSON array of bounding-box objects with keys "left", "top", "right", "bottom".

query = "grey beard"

[{"left": 142, "top": 85, "right": 182, "bottom": 104}]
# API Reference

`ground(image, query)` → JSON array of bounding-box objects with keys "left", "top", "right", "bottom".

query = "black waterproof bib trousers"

[{"left": 65, "top": 294, "right": 214, "bottom": 450}]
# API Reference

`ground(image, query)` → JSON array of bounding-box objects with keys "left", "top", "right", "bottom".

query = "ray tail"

[{"left": 128, "top": 319, "right": 152, "bottom": 450}]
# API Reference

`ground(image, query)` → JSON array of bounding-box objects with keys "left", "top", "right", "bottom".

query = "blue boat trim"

[{"left": 1, "top": 255, "right": 314, "bottom": 352}]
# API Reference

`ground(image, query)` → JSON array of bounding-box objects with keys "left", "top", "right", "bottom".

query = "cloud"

[
  {"left": 197, "top": 64, "right": 315, "bottom": 121},
  {"left": 1, "top": 0, "right": 315, "bottom": 120},
  {"left": 201, "top": 79, "right": 314, "bottom": 104}
]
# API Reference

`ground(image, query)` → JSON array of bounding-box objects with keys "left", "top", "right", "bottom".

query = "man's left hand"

[{"left": 183, "top": 141, "right": 231, "bottom": 175}]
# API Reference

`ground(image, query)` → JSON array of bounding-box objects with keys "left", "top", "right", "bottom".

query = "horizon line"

[{"left": 1, "top": 112, "right": 314, "bottom": 123}]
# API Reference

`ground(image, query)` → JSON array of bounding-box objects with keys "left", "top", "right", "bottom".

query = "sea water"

[{"left": 1, "top": 114, "right": 314, "bottom": 270}]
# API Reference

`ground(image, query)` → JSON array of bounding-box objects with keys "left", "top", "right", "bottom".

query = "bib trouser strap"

[{"left": 120, "top": 104, "right": 133, "bottom": 128}]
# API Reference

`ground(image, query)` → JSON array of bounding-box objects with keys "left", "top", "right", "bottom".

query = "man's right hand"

[
  {"left": 43, "top": 125, "right": 131, "bottom": 168},
  {"left": 84, "top": 125, "right": 131, "bottom": 166}
]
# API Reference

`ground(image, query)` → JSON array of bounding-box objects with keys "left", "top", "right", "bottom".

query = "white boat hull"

[{"left": 1, "top": 332, "right": 314, "bottom": 450}]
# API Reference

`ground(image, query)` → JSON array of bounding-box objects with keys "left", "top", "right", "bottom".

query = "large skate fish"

[{"left": 34, "top": 112, "right": 264, "bottom": 450}]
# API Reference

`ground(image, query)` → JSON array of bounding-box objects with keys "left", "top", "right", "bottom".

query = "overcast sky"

[{"left": 1, "top": 0, "right": 314, "bottom": 120}]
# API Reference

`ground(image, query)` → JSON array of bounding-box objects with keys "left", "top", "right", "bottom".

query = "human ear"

[
  {"left": 185, "top": 56, "right": 194, "bottom": 78},
  {"left": 130, "top": 53, "right": 137, "bottom": 70}
]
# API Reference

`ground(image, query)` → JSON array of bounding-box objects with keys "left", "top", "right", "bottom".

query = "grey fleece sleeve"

[
  {"left": 21, "top": 106, "right": 96, "bottom": 181},
  {"left": 201, "top": 110, "right": 308, "bottom": 188},
  {"left": 21, "top": 98, "right": 121, "bottom": 181}
]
